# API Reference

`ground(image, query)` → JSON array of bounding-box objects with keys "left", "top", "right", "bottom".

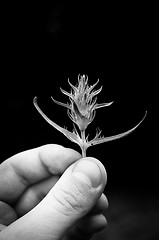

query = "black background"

[{"left": 1, "top": 1, "right": 158, "bottom": 239}]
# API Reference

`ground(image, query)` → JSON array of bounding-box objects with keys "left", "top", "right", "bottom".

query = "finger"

[
  {"left": 15, "top": 184, "right": 108, "bottom": 218},
  {"left": 0, "top": 201, "right": 17, "bottom": 226},
  {"left": 78, "top": 214, "right": 107, "bottom": 235},
  {"left": 89, "top": 193, "right": 108, "bottom": 215},
  {"left": 68, "top": 214, "right": 107, "bottom": 240},
  {"left": 0, "top": 224, "right": 7, "bottom": 232},
  {"left": 0, "top": 144, "right": 81, "bottom": 204},
  {"left": 15, "top": 175, "right": 59, "bottom": 216},
  {"left": 15, "top": 173, "right": 108, "bottom": 218}
]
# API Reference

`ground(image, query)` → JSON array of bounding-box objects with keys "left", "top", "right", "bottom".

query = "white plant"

[{"left": 33, "top": 74, "right": 147, "bottom": 157}]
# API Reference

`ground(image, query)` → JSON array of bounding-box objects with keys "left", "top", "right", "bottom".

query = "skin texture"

[{"left": 0, "top": 144, "right": 108, "bottom": 240}]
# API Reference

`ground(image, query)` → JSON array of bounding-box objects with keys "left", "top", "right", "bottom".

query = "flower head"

[{"left": 52, "top": 74, "right": 113, "bottom": 131}]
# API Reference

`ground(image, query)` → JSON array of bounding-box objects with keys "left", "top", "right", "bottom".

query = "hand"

[{"left": 0, "top": 144, "right": 108, "bottom": 240}]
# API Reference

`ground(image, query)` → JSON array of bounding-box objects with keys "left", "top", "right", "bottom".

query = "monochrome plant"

[{"left": 33, "top": 74, "right": 147, "bottom": 157}]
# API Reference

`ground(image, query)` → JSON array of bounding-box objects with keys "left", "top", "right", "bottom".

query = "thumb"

[{"left": 0, "top": 157, "right": 107, "bottom": 240}]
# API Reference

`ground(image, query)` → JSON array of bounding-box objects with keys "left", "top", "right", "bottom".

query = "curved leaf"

[
  {"left": 33, "top": 97, "right": 81, "bottom": 146},
  {"left": 88, "top": 111, "right": 147, "bottom": 147}
]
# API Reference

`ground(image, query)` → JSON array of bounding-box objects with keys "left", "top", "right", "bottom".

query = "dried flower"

[
  {"left": 33, "top": 74, "right": 147, "bottom": 157},
  {"left": 51, "top": 75, "right": 113, "bottom": 132}
]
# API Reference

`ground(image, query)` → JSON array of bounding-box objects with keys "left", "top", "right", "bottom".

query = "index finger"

[{"left": 0, "top": 144, "right": 81, "bottom": 204}]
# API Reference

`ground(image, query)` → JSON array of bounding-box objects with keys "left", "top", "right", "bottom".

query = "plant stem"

[{"left": 81, "top": 130, "right": 86, "bottom": 157}]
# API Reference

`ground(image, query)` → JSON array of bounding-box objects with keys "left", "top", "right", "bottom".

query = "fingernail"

[{"left": 72, "top": 160, "right": 102, "bottom": 188}]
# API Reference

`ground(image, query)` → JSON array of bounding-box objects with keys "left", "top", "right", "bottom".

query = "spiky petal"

[{"left": 51, "top": 74, "right": 113, "bottom": 131}]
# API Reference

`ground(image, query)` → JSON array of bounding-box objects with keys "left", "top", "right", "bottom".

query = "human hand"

[{"left": 0, "top": 144, "right": 108, "bottom": 240}]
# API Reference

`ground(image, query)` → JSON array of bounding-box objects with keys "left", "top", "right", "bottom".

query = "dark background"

[{"left": 1, "top": 1, "right": 158, "bottom": 239}]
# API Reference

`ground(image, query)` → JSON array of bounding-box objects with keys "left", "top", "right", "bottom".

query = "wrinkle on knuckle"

[{"left": 53, "top": 182, "right": 86, "bottom": 216}]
